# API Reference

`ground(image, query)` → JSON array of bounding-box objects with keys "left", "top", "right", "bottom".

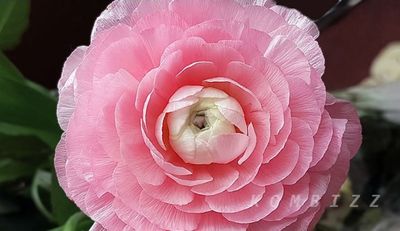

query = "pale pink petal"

[
  {"left": 57, "top": 46, "right": 87, "bottom": 130},
  {"left": 235, "top": 0, "right": 275, "bottom": 7},
  {"left": 239, "top": 5, "right": 286, "bottom": 33},
  {"left": 203, "top": 77, "right": 263, "bottom": 112},
  {"left": 113, "top": 164, "right": 142, "bottom": 210},
  {"left": 215, "top": 98, "right": 247, "bottom": 134},
  {"left": 205, "top": 183, "right": 265, "bottom": 213},
  {"left": 264, "top": 36, "right": 311, "bottom": 84},
  {"left": 271, "top": 5, "right": 320, "bottom": 39},
  {"left": 93, "top": 35, "right": 154, "bottom": 80},
  {"left": 271, "top": 25, "right": 324, "bottom": 74},
  {"left": 91, "top": 0, "right": 140, "bottom": 40},
  {"left": 140, "top": 24, "right": 184, "bottom": 65},
  {"left": 184, "top": 19, "right": 244, "bottom": 42},
  {"left": 169, "top": 85, "right": 204, "bottom": 102},
  {"left": 132, "top": 8, "right": 188, "bottom": 33},
  {"left": 223, "top": 183, "right": 284, "bottom": 223},
  {"left": 54, "top": 134, "right": 69, "bottom": 192},
  {"left": 170, "top": 0, "right": 244, "bottom": 26},
  {"left": 139, "top": 191, "right": 201, "bottom": 230},
  {"left": 209, "top": 133, "right": 249, "bottom": 164}
]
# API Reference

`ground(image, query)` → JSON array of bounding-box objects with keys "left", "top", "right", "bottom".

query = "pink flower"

[{"left": 55, "top": 0, "right": 362, "bottom": 230}]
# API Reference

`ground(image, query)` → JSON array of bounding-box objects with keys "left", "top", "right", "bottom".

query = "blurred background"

[{"left": 1, "top": 0, "right": 400, "bottom": 230}]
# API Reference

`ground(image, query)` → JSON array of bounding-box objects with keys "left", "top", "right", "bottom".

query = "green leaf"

[
  {"left": 49, "top": 212, "right": 93, "bottom": 231},
  {"left": 0, "top": 51, "right": 23, "bottom": 80},
  {"left": 51, "top": 167, "right": 79, "bottom": 225},
  {"left": 31, "top": 170, "right": 54, "bottom": 222},
  {"left": 0, "top": 159, "right": 34, "bottom": 183},
  {"left": 0, "top": 133, "right": 51, "bottom": 162},
  {"left": 0, "top": 0, "right": 30, "bottom": 50},
  {"left": 0, "top": 69, "right": 62, "bottom": 148}
]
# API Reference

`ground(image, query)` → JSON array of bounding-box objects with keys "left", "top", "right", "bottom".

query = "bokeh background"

[{"left": 1, "top": 0, "right": 400, "bottom": 230}]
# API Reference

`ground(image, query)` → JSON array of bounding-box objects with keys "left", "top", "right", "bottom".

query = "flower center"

[
  {"left": 192, "top": 111, "right": 208, "bottom": 130},
  {"left": 165, "top": 87, "right": 247, "bottom": 165}
]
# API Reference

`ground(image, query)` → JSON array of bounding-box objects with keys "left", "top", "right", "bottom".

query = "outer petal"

[{"left": 57, "top": 46, "right": 87, "bottom": 130}]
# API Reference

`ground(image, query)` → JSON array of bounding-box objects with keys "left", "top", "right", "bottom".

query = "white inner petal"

[{"left": 165, "top": 86, "right": 248, "bottom": 165}]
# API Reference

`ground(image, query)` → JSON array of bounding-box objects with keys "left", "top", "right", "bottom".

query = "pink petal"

[
  {"left": 325, "top": 95, "right": 362, "bottom": 157},
  {"left": 192, "top": 165, "right": 239, "bottom": 196},
  {"left": 264, "top": 36, "right": 311, "bottom": 84},
  {"left": 248, "top": 218, "right": 297, "bottom": 231},
  {"left": 139, "top": 191, "right": 201, "bottom": 230},
  {"left": 175, "top": 195, "right": 212, "bottom": 213},
  {"left": 263, "top": 109, "right": 292, "bottom": 163},
  {"left": 197, "top": 213, "right": 248, "bottom": 231},
  {"left": 113, "top": 164, "right": 142, "bottom": 210},
  {"left": 265, "top": 174, "right": 310, "bottom": 221},
  {"left": 271, "top": 5, "right": 320, "bottom": 39},
  {"left": 113, "top": 199, "right": 163, "bottom": 231},
  {"left": 215, "top": 98, "right": 247, "bottom": 134},
  {"left": 271, "top": 25, "right": 324, "bottom": 75},
  {"left": 91, "top": 0, "right": 140, "bottom": 40},
  {"left": 93, "top": 35, "right": 154, "bottom": 81},
  {"left": 240, "top": 5, "right": 285, "bottom": 33},
  {"left": 167, "top": 171, "right": 213, "bottom": 187},
  {"left": 254, "top": 140, "right": 300, "bottom": 186},
  {"left": 203, "top": 77, "right": 263, "bottom": 112},
  {"left": 238, "top": 123, "right": 257, "bottom": 164},
  {"left": 310, "top": 111, "right": 334, "bottom": 167},
  {"left": 57, "top": 46, "right": 87, "bottom": 130},
  {"left": 170, "top": 0, "right": 244, "bottom": 26},
  {"left": 236, "top": 0, "right": 275, "bottom": 7},
  {"left": 140, "top": 24, "right": 184, "bottom": 65},
  {"left": 54, "top": 133, "right": 69, "bottom": 192},
  {"left": 289, "top": 78, "right": 321, "bottom": 135},
  {"left": 205, "top": 183, "right": 265, "bottom": 213},
  {"left": 289, "top": 172, "right": 330, "bottom": 218},
  {"left": 282, "top": 118, "right": 313, "bottom": 185},
  {"left": 223, "top": 183, "right": 284, "bottom": 223},
  {"left": 184, "top": 19, "right": 244, "bottom": 42},
  {"left": 311, "top": 118, "right": 347, "bottom": 172},
  {"left": 139, "top": 178, "right": 194, "bottom": 206},
  {"left": 84, "top": 189, "right": 125, "bottom": 230}
]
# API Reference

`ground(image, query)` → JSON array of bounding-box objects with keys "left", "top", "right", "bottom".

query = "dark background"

[{"left": 6, "top": 0, "right": 400, "bottom": 90}]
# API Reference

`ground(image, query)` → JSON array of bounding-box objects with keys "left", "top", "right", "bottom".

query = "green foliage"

[
  {"left": 0, "top": 1, "right": 91, "bottom": 230},
  {"left": 0, "top": 0, "right": 30, "bottom": 50}
]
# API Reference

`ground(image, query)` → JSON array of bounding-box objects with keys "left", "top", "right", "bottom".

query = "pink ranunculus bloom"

[{"left": 55, "top": 0, "right": 362, "bottom": 230}]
